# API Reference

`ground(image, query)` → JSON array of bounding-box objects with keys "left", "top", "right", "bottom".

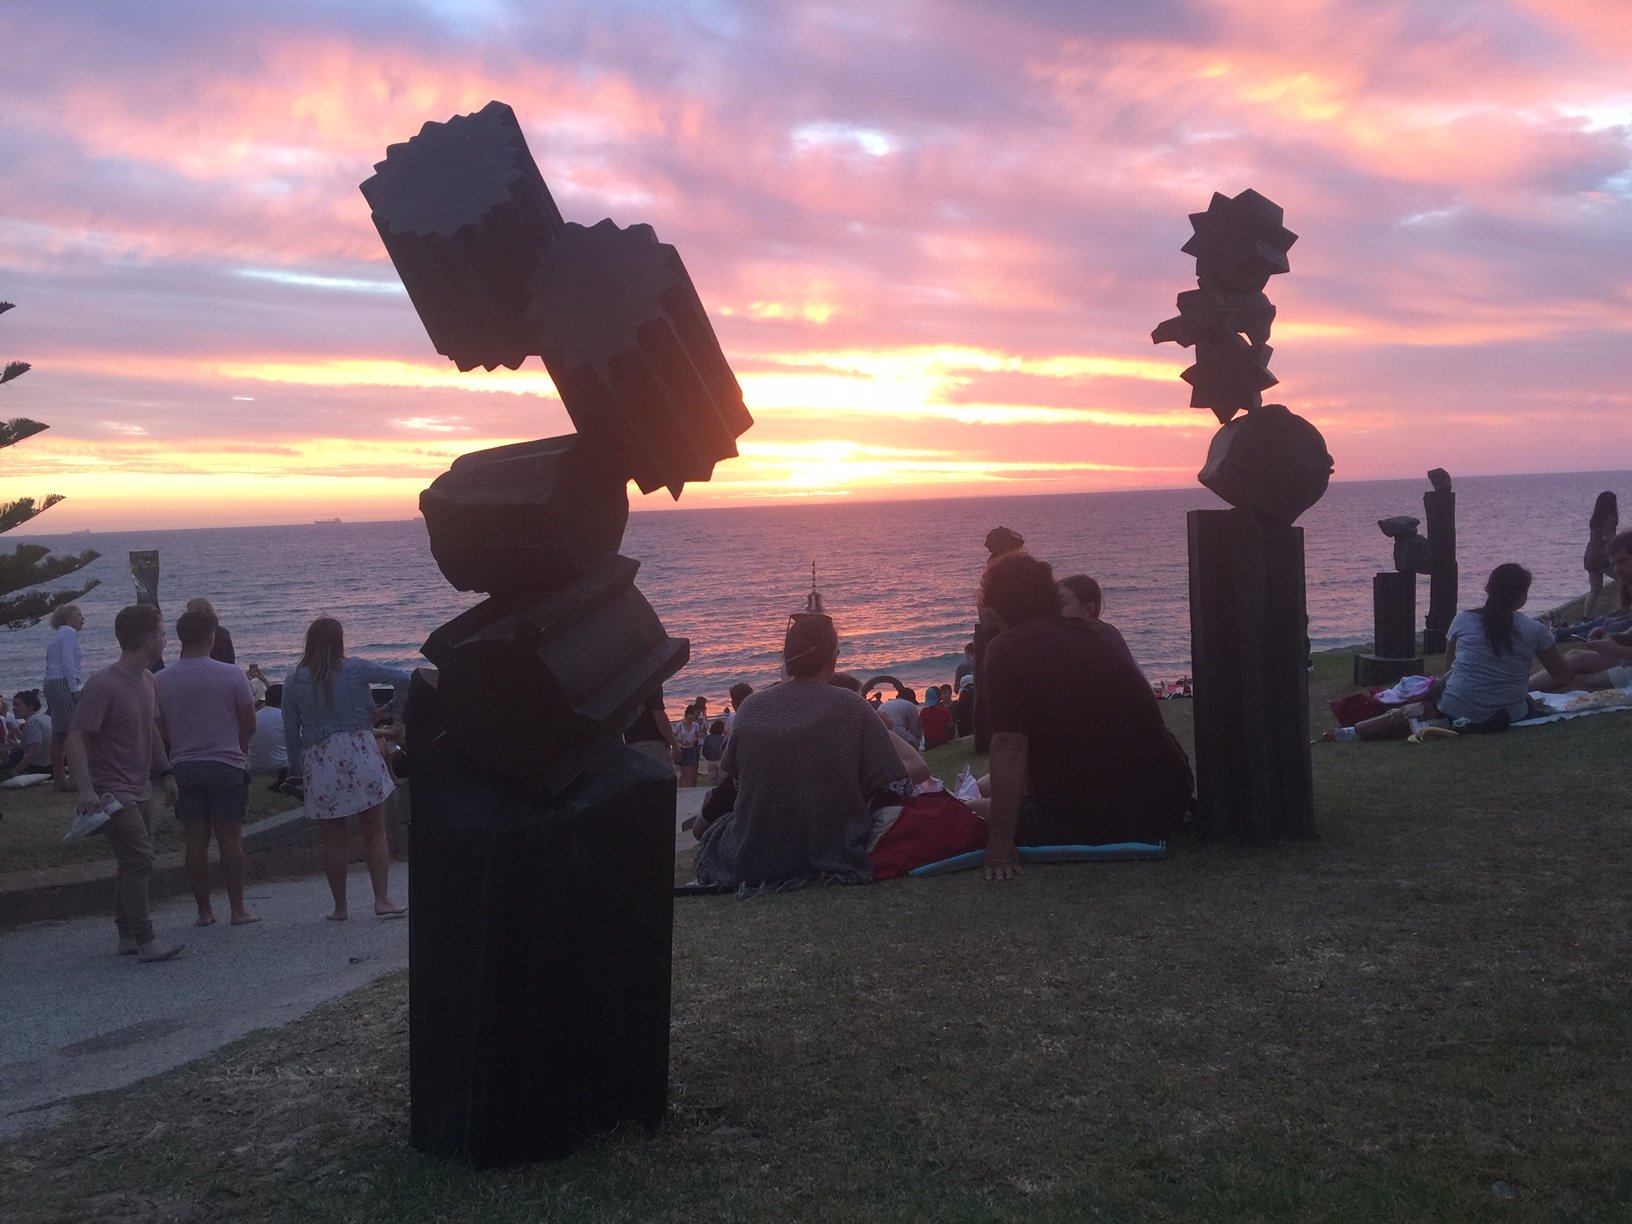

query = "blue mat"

[{"left": 908, "top": 841, "right": 1167, "bottom": 877}]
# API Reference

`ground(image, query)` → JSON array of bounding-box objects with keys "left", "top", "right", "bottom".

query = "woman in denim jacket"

[{"left": 283, "top": 617, "right": 409, "bottom": 920}]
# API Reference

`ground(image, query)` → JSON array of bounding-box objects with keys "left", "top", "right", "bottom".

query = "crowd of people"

[
  {"left": 677, "top": 548, "right": 1194, "bottom": 891},
  {"left": 7, "top": 599, "right": 410, "bottom": 963}
]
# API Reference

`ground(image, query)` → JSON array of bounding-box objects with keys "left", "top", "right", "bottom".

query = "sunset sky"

[{"left": 1, "top": 0, "right": 1628, "bottom": 530}]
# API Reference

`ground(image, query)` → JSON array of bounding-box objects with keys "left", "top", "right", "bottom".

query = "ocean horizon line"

[{"left": 20, "top": 465, "right": 1632, "bottom": 538}]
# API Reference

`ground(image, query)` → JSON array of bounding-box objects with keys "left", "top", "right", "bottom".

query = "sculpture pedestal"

[
  {"left": 1187, "top": 508, "right": 1314, "bottom": 841},
  {"left": 407, "top": 671, "right": 675, "bottom": 1167}
]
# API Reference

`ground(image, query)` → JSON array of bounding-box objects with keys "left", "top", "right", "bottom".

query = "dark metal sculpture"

[
  {"left": 361, "top": 100, "right": 750, "bottom": 1166},
  {"left": 1355, "top": 471, "right": 1459, "bottom": 681},
  {"left": 1153, "top": 189, "right": 1330, "bottom": 842}
]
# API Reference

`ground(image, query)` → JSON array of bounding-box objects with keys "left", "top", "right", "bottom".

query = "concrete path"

[
  {"left": 0, "top": 864, "right": 411, "bottom": 1144},
  {"left": 1, "top": 787, "right": 712, "bottom": 1144}
]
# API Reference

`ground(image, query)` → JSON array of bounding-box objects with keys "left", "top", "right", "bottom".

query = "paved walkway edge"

[{"left": 0, "top": 791, "right": 410, "bottom": 932}]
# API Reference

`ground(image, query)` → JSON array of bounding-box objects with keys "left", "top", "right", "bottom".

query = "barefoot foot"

[
  {"left": 326, "top": 909, "right": 349, "bottom": 921},
  {"left": 195, "top": 913, "right": 217, "bottom": 927},
  {"left": 230, "top": 911, "right": 260, "bottom": 926},
  {"left": 374, "top": 900, "right": 407, "bottom": 919}
]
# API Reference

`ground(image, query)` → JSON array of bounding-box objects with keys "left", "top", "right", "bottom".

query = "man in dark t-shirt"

[{"left": 979, "top": 552, "right": 1192, "bottom": 881}]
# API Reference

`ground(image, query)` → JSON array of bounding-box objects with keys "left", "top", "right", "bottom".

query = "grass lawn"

[
  {"left": 0, "top": 780, "right": 301, "bottom": 874},
  {"left": 4, "top": 648, "right": 1631, "bottom": 1222}
]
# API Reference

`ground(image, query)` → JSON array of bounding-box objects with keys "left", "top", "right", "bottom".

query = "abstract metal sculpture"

[
  {"left": 1153, "top": 189, "right": 1330, "bottom": 841},
  {"left": 1355, "top": 471, "right": 1459, "bottom": 681},
  {"left": 361, "top": 100, "right": 751, "bottom": 1166}
]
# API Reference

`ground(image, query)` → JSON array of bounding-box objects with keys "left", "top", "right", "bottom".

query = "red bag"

[
  {"left": 870, "top": 791, "right": 988, "bottom": 881},
  {"left": 1329, "top": 691, "right": 1386, "bottom": 726}
]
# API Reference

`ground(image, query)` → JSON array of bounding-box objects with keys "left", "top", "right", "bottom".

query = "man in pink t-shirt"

[
  {"left": 66, "top": 604, "right": 182, "bottom": 963},
  {"left": 155, "top": 609, "right": 258, "bottom": 927}
]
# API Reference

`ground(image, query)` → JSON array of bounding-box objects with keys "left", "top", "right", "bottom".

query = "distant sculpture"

[
  {"left": 1356, "top": 471, "right": 1459, "bottom": 678},
  {"left": 129, "top": 551, "right": 160, "bottom": 608},
  {"left": 361, "top": 100, "right": 750, "bottom": 1167},
  {"left": 1153, "top": 189, "right": 1327, "bottom": 841}
]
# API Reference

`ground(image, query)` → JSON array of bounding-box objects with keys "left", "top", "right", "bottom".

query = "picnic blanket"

[{"left": 1514, "top": 688, "right": 1632, "bottom": 728}]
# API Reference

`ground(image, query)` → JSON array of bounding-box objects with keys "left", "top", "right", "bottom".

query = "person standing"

[
  {"left": 43, "top": 603, "right": 85, "bottom": 790},
  {"left": 625, "top": 686, "right": 681, "bottom": 771},
  {"left": 64, "top": 604, "right": 183, "bottom": 962},
  {"left": 674, "top": 702, "right": 705, "bottom": 787},
  {"left": 155, "top": 609, "right": 258, "bottom": 927},
  {"left": 282, "top": 617, "right": 408, "bottom": 921},
  {"left": 184, "top": 597, "right": 237, "bottom": 664},
  {"left": 1584, "top": 492, "right": 1619, "bottom": 617}
]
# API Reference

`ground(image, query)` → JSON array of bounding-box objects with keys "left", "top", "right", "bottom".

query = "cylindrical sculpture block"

[
  {"left": 420, "top": 556, "right": 688, "bottom": 799},
  {"left": 408, "top": 671, "right": 675, "bottom": 1166},
  {"left": 360, "top": 100, "right": 564, "bottom": 372},
  {"left": 1187, "top": 507, "right": 1314, "bottom": 841},
  {"left": 1373, "top": 571, "right": 1416, "bottom": 659},
  {"left": 420, "top": 435, "right": 628, "bottom": 594}
]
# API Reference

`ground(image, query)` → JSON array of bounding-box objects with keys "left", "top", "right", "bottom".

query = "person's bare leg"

[
  {"left": 215, "top": 821, "right": 257, "bottom": 924},
  {"left": 1531, "top": 648, "right": 1615, "bottom": 691},
  {"left": 51, "top": 732, "right": 69, "bottom": 789},
  {"left": 321, "top": 818, "right": 350, "bottom": 920},
  {"left": 357, "top": 804, "right": 405, "bottom": 915},
  {"left": 184, "top": 820, "right": 216, "bottom": 925}
]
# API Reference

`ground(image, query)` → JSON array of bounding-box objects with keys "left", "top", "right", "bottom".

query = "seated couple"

[
  {"left": 1531, "top": 530, "right": 1632, "bottom": 695},
  {"left": 693, "top": 552, "right": 1193, "bottom": 888}
]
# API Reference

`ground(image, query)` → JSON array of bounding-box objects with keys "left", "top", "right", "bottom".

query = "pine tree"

[{"left": 0, "top": 301, "right": 100, "bottom": 627}]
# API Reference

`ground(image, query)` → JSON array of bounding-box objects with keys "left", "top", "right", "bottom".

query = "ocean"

[{"left": 3, "top": 470, "right": 1625, "bottom": 719}]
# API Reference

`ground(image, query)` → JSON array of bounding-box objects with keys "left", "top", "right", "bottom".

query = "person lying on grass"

[{"left": 1531, "top": 531, "right": 1632, "bottom": 695}]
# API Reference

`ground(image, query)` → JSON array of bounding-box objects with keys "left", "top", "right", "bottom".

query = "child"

[{"left": 701, "top": 718, "right": 727, "bottom": 786}]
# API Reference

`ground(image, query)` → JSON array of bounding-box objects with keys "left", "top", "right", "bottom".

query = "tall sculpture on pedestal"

[
  {"left": 360, "top": 101, "right": 751, "bottom": 1166},
  {"left": 1152, "top": 189, "right": 1332, "bottom": 841}
]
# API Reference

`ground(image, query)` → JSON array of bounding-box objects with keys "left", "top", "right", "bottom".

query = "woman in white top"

[
  {"left": 1439, "top": 564, "right": 1569, "bottom": 728},
  {"left": 42, "top": 603, "right": 85, "bottom": 790}
]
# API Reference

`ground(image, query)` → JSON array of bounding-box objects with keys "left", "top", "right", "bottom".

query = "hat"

[
  {"left": 923, "top": 687, "right": 940, "bottom": 706},
  {"left": 959, "top": 675, "right": 975, "bottom": 691}
]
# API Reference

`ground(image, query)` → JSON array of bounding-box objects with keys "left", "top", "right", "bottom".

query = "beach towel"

[
  {"left": 908, "top": 841, "right": 1168, "bottom": 877},
  {"left": 1514, "top": 688, "right": 1632, "bottom": 727}
]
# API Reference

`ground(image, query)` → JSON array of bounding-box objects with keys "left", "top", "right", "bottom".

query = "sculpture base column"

[
  {"left": 407, "top": 671, "right": 675, "bottom": 1167},
  {"left": 1187, "top": 508, "right": 1315, "bottom": 841}
]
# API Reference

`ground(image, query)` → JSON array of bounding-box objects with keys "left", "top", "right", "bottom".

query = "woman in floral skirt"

[{"left": 283, "top": 617, "right": 409, "bottom": 920}]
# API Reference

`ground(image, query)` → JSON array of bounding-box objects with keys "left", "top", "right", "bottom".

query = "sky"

[{"left": 0, "top": 0, "right": 1628, "bottom": 530}]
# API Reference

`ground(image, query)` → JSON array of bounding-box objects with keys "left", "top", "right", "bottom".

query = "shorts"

[
  {"left": 173, "top": 760, "right": 249, "bottom": 824},
  {"left": 1607, "top": 663, "right": 1632, "bottom": 689},
  {"left": 43, "top": 679, "right": 77, "bottom": 727},
  {"left": 678, "top": 746, "right": 700, "bottom": 766}
]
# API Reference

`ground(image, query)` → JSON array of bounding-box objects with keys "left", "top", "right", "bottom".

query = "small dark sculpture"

[
  {"left": 1155, "top": 189, "right": 1322, "bottom": 842},
  {"left": 1421, "top": 470, "right": 1458, "bottom": 654},
  {"left": 362, "top": 100, "right": 749, "bottom": 1166},
  {"left": 1378, "top": 516, "right": 1432, "bottom": 575},
  {"left": 129, "top": 551, "right": 160, "bottom": 608}
]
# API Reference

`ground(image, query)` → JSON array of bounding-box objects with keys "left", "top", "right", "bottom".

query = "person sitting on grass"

[
  {"left": 919, "top": 685, "right": 954, "bottom": 749},
  {"left": 5, "top": 690, "right": 53, "bottom": 778},
  {"left": 976, "top": 551, "right": 1193, "bottom": 882},
  {"left": 1531, "top": 532, "right": 1632, "bottom": 694},
  {"left": 830, "top": 670, "right": 932, "bottom": 787},
  {"left": 1437, "top": 563, "right": 1570, "bottom": 730},
  {"left": 1337, "top": 562, "right": 1574, "bottom": 741},
  {"left": 693, "top": 615, "right": 910, "bottom": 889},
  {"left": 1058, "top": 573, "right": 1103, "bottom": 620}
]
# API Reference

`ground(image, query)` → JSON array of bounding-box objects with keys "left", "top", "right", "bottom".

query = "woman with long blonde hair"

[{"left": 282, "top": 617, "right": 410, "bottom": 919}]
